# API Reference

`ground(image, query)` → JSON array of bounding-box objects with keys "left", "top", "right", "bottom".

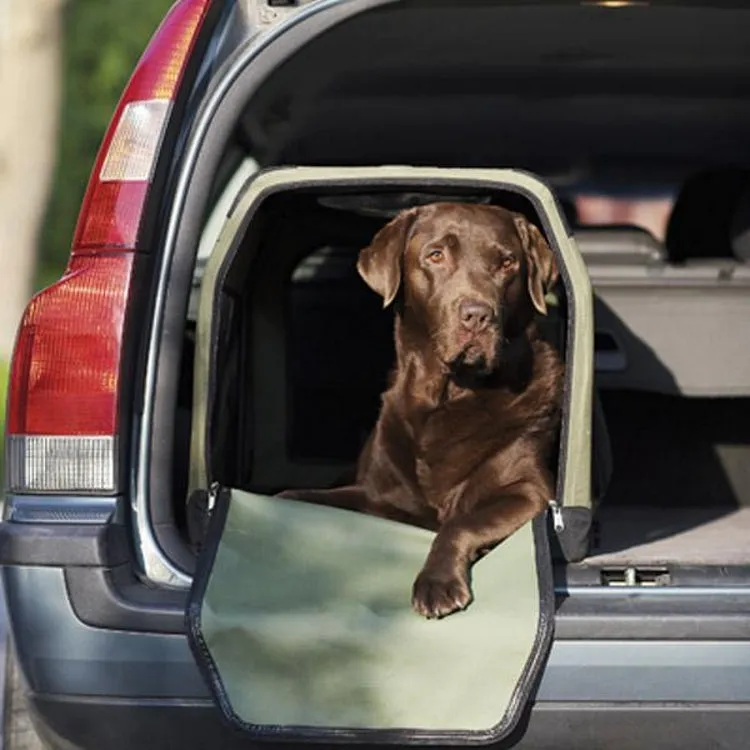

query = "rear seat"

[{"left": 586, "top": 172, "right": 750, "bottom": 397}]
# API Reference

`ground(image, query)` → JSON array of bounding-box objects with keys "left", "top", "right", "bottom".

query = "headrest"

[
  {"left": 574, "top": 226, "right": 664, "bottom": 266},
  {"left": 665, "top": 169, "right": 750, "bottom": 262}
]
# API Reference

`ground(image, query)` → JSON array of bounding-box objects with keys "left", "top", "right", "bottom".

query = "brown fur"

[{"left": 279, "top": 202, "right": 564, "bottom": 619}]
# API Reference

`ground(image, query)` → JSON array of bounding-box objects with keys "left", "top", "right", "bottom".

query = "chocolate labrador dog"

[{"left": 281, "top": 202, "right": 564, "bottom": 619}]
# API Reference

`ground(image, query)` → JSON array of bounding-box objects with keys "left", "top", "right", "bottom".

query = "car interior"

[{"left": 175, "top": 1, "right": 750, "bottom": 579}]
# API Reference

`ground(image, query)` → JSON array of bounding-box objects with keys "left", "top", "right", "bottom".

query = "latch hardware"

[{"left": 599, "top": 566, "right": 671, "bottom": 587}]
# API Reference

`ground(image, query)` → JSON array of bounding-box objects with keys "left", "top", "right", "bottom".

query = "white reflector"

[
  {"left": 99, "top": 99, "right": 171, "bottom": 182},
  {"left": 6, "top": 435, "right": 117, "bottom": 494}
]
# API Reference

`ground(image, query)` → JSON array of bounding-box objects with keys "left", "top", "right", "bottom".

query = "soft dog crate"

[{"left": 186, "top": 167, "right": 595, "bottom": 745}]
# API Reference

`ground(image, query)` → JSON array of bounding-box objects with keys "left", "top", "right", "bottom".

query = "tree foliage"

[{"left": 39, "top": 0, "right": 174, "bottom": 287}]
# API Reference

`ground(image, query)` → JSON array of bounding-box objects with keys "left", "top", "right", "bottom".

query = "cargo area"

[{"left": 167, "top": 1, "right": 750, "bottom": 580}]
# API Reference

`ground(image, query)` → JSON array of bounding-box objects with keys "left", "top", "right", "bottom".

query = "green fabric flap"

[{"left": 197, "top": 489, "right": 546, "bottom": 735}]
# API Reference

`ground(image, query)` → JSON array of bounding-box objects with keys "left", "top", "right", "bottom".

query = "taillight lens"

[{"left": 6, "top": 0, "right": 213, "bottom": 495}]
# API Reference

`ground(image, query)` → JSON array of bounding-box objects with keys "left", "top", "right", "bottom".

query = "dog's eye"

[{"left": 427, "top": 249, "right": 445, "bottom": 264}]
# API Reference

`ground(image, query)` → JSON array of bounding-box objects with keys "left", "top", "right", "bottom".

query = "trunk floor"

[{"left": 583, "top": 505, "right": 750, "bottom": 566}]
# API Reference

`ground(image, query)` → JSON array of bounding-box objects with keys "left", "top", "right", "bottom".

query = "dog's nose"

[{"left": 459, "top": 300, "right": 494, "bottom": 332}]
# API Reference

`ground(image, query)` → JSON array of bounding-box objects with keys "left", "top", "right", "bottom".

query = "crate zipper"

[{"left": 548, "top": 499, "right": 565, "bottom": 533}]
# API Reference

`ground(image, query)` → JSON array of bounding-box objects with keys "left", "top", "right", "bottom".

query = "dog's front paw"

[{"left": 411, "top": 567, "right": 472, "bottom": 619}]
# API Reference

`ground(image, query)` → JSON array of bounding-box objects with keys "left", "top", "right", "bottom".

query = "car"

[{"left": 3, "top": 0, "right": 750, "bottom": 748}]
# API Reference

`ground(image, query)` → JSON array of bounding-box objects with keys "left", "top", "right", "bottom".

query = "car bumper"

[{"left": 6, "top": 565, "right": 750, "bottom": 750}]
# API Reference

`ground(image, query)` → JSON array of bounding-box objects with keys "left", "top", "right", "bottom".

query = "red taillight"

[
  {"left": 74, "top": 0, "right": 210, "bottom": 252},
  {"left": 6, "top": 0, "right": 213, "bottom": 494},
  {"left": 75, "top": 181, "right": 151, "bottom": 249},
  {"left": 8, "top": 255, "right": 134, "bottom": 438}
]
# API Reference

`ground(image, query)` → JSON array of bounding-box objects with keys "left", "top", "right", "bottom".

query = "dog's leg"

[{"left": 411, "top": 479, "right": 548, "bottom": 619}]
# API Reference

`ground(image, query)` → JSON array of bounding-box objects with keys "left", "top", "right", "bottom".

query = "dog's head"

[{"left": 357, "top": 202, "right": 558, "bottom": 375}]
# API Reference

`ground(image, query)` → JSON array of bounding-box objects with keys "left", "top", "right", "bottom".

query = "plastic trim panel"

[{"left": 5, "top": 566, "right": 750, "bottom": 703}]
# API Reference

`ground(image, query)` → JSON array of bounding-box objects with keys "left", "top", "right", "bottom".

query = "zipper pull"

[
  {"left": 207, "top": 481, "right": 221, "bottom": 514},
  {"left": 548, "top": 499, "right": 565, "bottom": 533}
]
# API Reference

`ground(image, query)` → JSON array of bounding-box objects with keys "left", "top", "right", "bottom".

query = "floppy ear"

[
  {"left": 513, "top": 214, "right": 559, "bottom": 315},
  {"left": 357, "top": 208, "right": 418, "bottom": 308}
]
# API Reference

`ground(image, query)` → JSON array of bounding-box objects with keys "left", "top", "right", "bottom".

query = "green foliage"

[
  {"left": 0, "top": 359, "right": 7, "bottom": 429},
  {"left": 0, "top": 358, "right": 8, "bottom": 480},
  {"left": 39, "top": 0, "right": 174, "bottom": 287}
]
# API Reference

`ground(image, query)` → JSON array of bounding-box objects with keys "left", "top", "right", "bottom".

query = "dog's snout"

[{"left": 459, "top": 299, "right": 494, "bottom": 333}]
